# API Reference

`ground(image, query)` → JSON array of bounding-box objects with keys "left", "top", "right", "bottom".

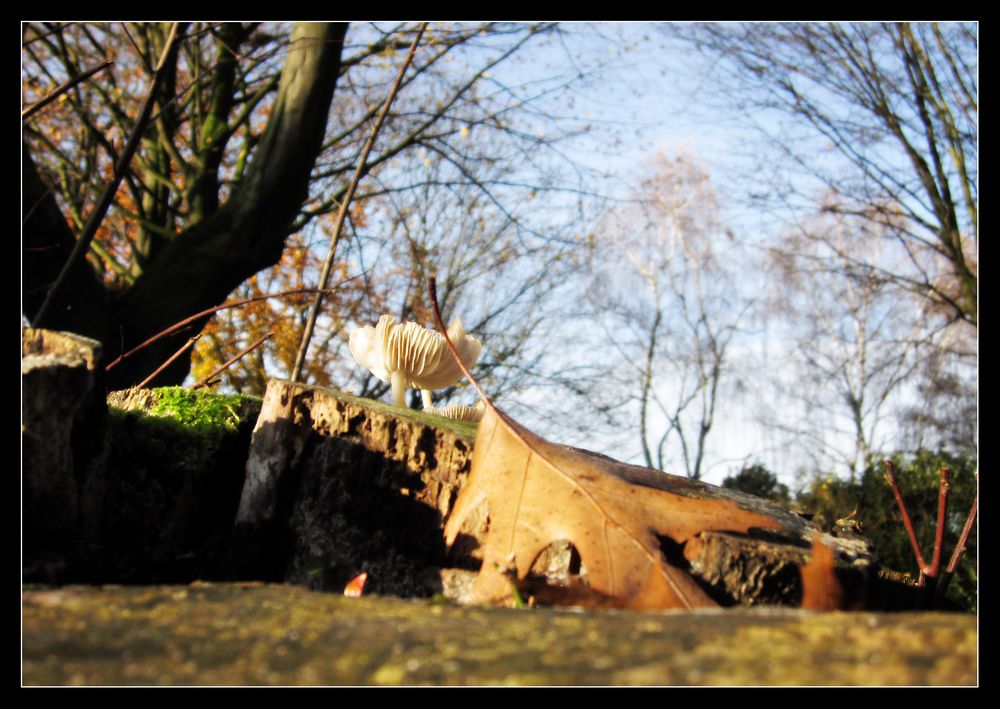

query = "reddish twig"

[
  {"left": 883, "top": 459, "right": 928, "bottom": 586},
  {"left": 32, "top": 23, "right": 181, "bottom": 327},
  {"left": 936, "top": 476, "right": 978, "bottom": 603},
  {"left": 428, "top": 276, "right": 492, "bottom": 406},
  {"left": 137, "top": 335, "right": 201, "bottom": 389},
  {"left": 947, "top": 495, "right": 978, "bottom": 575},
  {"left": 189, "top": 330, "right": 274, "bottom": 390},
  {"left": 291, "top": 22, "right": 427, "bottom": 383},
  {"left": 104, "top": 285, "right": 347, "bottom": 373},
  {"left": 21, "top": 59, "right": 113, "bottom": 120},
  {"left": 926, "top": 466, "right": 951, "bottom": 580}
]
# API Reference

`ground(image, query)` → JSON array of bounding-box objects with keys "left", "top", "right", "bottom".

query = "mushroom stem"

[
  {"left": 421, "top": 390, "right": 434, "bottom": 411},
  {"left": 390, "top": 370, "right": 407, "bottom": 408}
]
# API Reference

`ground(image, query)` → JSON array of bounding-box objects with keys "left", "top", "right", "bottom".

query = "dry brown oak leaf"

[{"left": 444, "top": 405, "right": 788, "bottom": 610}]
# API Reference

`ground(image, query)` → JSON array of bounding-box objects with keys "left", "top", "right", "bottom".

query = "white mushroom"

[{"left": 349, "top": 314, "right": 482, "bottom": 408}]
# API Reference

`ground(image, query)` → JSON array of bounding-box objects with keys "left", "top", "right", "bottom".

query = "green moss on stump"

[
  {"left": 109, "top": 385, "right": 262, "bottom": 437},
  {"left": 148, "top": 386, "right": 253, "bottom": 432}
]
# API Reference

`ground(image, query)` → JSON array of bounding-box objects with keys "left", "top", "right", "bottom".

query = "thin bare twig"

[
  {"left": 190, "top": 330, "right": 274, "bottom": 390},
  {"left": 22, "top": 186, "right": 55, "bottom": 226},
  {"left": 22, "top": 22, "right": 77, "bottom": 48},
  {"left": 936, "top": 475, "right": 978, "bottom": 603},
  {"left": 104, "top": 285, "right": 351, "bottom": 373},
  {"left": 926, "top": 466, "right": 950, "bottom": 580},
  {"left": 21, "top": 59, "right": 113, "bottom": 120},
  {"left": 883, "top": 459, "right": 928, "bottom": 585},
  {"left": 429, "top": 276, "right": 491, "bottom": 406},
  {"left": 947, "top": 494, "right": 978, "bottom": 575},
  {"left": 121, "top": 23, "right": 152, "bottom": 74},
  {"left": 137, "top": 335, "right": 201, "bottom": 388},
  {"left": 290, "top": 22, "right": 427, "bottom": 383},
  {"left": 32, "top": 23, "right": 181, "bottom": 327}
]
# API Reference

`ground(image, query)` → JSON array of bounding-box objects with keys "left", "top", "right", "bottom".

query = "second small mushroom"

[{"left": 349, "top": 314, "right": 482, "bottom": 409}]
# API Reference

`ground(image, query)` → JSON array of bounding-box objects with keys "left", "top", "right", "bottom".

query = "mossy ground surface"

[{"left": 22, "top": 583, "right": 976, "bottom": 687}]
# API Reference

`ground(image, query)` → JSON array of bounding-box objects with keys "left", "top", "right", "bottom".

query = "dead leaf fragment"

[{"left": 344, "top": 572, "right": 368, "bottom": 598}]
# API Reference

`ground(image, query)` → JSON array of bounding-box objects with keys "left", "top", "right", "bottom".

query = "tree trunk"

[
  {"left": 113, "top": 22, "right": 348, "bottom": 388},
  {"left": 23, "top": 23, "right": 349, "bottom": 389}
]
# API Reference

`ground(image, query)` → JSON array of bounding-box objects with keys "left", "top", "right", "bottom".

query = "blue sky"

[{"left": 464, "top": 22, "right": 976, "bottom": 486}]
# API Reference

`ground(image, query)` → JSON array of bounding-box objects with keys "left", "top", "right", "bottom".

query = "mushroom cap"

[
  {"left": 349, "top": 314, "right": 481, "bottom": 390},
  {"left": 429, "top": 402, "right": 485, "bottom": 422}
]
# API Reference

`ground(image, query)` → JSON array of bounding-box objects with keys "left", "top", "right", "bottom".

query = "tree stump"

[
  {"left": 232, "top": 380, "right": 477, "bottom": 596},
  {"left": 22, "top": 328, "right": 107, "bottom": 578}
]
